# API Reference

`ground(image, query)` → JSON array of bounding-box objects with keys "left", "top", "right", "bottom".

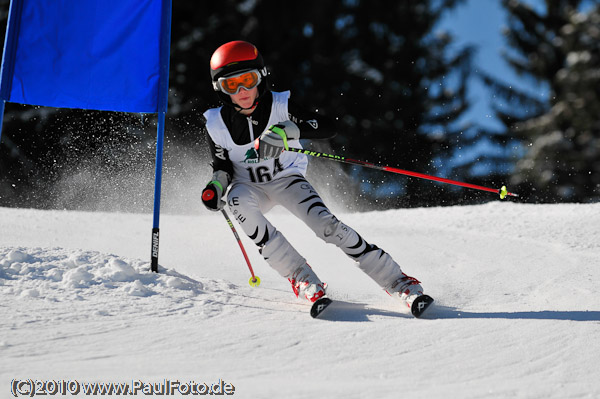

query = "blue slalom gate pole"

[
  {"left": 150, "top": 0, "right": 172, "bottom": 273},
  {"left": 0, "top": 100, "right": 5, "bottom": 144},
  {"left": 0, "top": 0, "right": 24, "bottom": 146},
  {"left": 151, "top": 110, "right": 166, "bottom": 272}
]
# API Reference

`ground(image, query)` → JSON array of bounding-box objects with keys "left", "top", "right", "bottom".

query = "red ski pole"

[
  {"left": 220, "top": 209, "right": 261, "bottom": 287},
  {"left": 287, "top": 147, "right": 518, "bottom": 199},
  {"left": 201, "top": 185, "right": 261, "bottom": 286}
]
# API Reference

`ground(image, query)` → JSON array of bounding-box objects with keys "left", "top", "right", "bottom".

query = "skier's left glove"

[
  {"left": 201, "top": 170, "right": 230, "bottom": 212},
  {"left": 254, "top": 120, "right": 300, "bottom": 159}
]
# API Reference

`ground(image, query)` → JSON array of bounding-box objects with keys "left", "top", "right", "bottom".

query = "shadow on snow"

[
  {"left": 316, "top": 302, "right": 600, "bottom": 322},
  {"left": 427, "top": 306, "right": 600, "bottom": 322}
]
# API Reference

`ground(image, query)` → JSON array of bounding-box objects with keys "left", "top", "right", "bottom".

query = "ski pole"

[
  {"left": 202, "top": 187, "right": 260, "bottom": 286},
  {"left": 287, "top": 147, "right": 518, "bottom": 199},
  {"left": 220, "top": 209, "right": 261, "bottom": 287}
]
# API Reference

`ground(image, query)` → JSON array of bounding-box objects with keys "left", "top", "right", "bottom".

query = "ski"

[
  {"left": 310, "top": 296, "right": 333, "bottom": 318},
  {"left": 410, "top": 294, "right": 434, "bottom": 318}
]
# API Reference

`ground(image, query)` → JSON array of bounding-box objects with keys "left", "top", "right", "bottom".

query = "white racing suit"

[
  {"left": 204, "top": 91, "right": 419, "bottom": 298},
  {"left": 227, "top": 175, "right": 410, "bottom": 293}
]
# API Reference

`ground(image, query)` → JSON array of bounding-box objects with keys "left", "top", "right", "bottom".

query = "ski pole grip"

[{"left": 202, "top": 189, "right": 215, "bottom": 201}]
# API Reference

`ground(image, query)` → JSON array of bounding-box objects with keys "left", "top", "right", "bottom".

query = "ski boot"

[
  {"left": 288, "top": 263, "right": 327, "bottom": 303},
  {"left": 389, "top": 274, "right": 434, "bottom": 318}
]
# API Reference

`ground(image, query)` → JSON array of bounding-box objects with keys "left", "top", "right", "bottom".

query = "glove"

[
  {"left": 201, "top": 171, "right": 230, "bottom": 211},
  {"left": 254, "top": 120, "right": 300, "bottom": 159}
]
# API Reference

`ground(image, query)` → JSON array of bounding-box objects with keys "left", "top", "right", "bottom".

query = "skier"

[{"left": 201, "top": 40, "right": 428, "bottom": 314}]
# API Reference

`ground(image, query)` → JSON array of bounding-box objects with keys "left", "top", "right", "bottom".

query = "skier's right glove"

[{"left": 201, "top": 170, "right": 230, "bottom": 212}]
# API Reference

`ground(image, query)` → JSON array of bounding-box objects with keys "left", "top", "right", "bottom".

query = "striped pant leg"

[
  {"left": 226, "top": 181, "right": 306, "bottom": 278},
  {"left": 273, "top": 175, "right": 408, "bottom": 291}
]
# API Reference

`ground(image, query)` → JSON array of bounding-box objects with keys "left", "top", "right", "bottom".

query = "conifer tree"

[
  {"left": 1, "top": 1, "right": 473, "bottom": 209},
  {"left": 487, "top": 0, "right": 599, "bottom": 201},
  {"left": 248, "top": 0, "right": 473, "bottom": 207}
]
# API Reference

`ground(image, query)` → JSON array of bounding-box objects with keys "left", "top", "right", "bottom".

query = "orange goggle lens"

[{"left": 217, "top": 70, "right": 261, "bottom": 95}]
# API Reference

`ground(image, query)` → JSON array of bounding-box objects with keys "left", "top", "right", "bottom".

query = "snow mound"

[{"left": 0, "top": 247, "right": 203, "bottom": 299}]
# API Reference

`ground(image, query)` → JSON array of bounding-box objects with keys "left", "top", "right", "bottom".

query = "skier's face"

[{"left": 230, "top": 86, "right": 258, "bottom": 113}]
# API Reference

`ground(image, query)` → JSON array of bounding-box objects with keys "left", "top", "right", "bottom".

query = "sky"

[{"left": 439, "top": 0, "right": 549, "bottom": 131}]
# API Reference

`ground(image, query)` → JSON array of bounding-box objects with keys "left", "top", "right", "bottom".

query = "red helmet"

[
  {"left": 209, "top": 41, "right": 268, "bottom": 107},
  {"left": 210, "top": 41, "right": 267, "bottom": 87}
]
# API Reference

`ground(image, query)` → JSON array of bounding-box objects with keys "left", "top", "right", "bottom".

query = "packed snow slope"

[{"left": 1, "top": 202, "right": 599, "bottom": 398}]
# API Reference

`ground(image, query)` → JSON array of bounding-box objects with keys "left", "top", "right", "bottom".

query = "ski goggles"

[{"left": 213, "top": 69, "right": 262, "bottom": 95}]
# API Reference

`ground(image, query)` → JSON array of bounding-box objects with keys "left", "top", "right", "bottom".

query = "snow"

[{"left": 1, "top": 202, "right": 600, "bottom": 398}]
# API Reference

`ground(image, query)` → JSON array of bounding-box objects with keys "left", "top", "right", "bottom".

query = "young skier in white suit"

[{"left": 201, "top": 40, "right": 428, "bottom": 314}]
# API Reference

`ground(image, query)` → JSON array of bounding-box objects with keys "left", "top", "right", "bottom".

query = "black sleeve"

[
  {"left": 204, "top": 127, "right": 234, "bottom": 178},
  {"left": 287, "top": 99, "right": 338, "bottom": 140}
]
